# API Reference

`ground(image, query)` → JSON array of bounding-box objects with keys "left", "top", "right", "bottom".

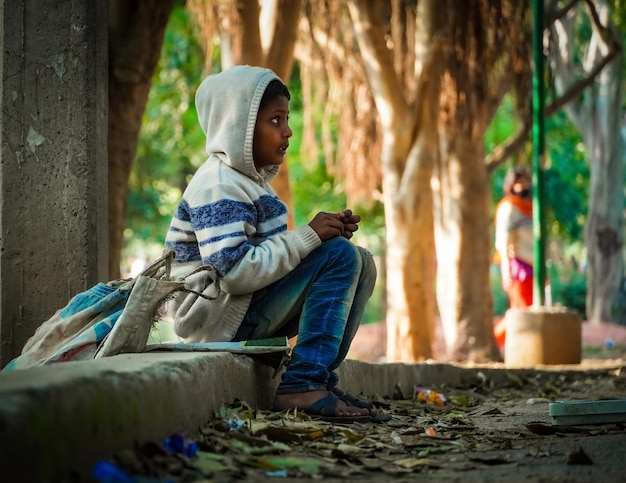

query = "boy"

[{"left": 164, "top": 65, "right": 381, "bottom": 423}]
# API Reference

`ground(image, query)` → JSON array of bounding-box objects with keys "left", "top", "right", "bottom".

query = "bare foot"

[{"left": 274, "top": 390, "right": 369, "bottom": 418}]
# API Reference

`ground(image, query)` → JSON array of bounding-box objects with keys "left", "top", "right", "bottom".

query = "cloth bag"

[
  {"left": 94, "top": 264, "right": 220, "bottom": 359},
  {"left": 3, "top": 252, "right": 219, "bottom": 371}
]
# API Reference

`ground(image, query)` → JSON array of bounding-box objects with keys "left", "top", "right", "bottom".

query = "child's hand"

[
  {"left": 308, "top": 210, "right": 361, "bottom": 241},
  {"left": 337, "top": 209, "right": 360, "bottom": 239},
  {"left": 309, "top": 212, "right": 348, "bottom": 241}
]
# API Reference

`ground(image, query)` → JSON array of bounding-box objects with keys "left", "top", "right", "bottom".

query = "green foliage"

[
  {"left": 124, "top": 3, "right": 205, "bottom": 256},
  {"left": 547, "top": 261, "right": 587, "bottom": 316},
  {"left": 543, "top": 111, "right": 589, "bottom": 243},
  {"left": 490, "top": 264, "right": 510, "bottom": 316}
]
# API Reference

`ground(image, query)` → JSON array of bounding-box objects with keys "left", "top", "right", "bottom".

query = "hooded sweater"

[{"left": 164, "top": 65, "right": 321, "bottom": 342}]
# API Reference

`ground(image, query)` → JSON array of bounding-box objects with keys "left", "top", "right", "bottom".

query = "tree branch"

[
  {"left": 485, "top": 121, "right": 530, "bottom": 174},
  {"left": 486, "top": 39, "right": 616, "bottom": 174},
  {"left": 545, "top": 0, "right": 580, "bottom": 24},
  {"left": 487, "top": 0, "right": 621, "bottom": 172},
  {"left": 546, "top": 43, "right": 618, "bottom": 116},
  {"left": 348, "top": 0, "right": 410, "bottom": 128},
  {"left": 583, "top": 0, "right": 617, "bottom": 48}
]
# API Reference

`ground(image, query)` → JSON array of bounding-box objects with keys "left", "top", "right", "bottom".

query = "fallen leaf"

[
  {"left": 252, "top": 455, "right": 328, "bottom": 475},
  {"left": 449, "top": 395, "right": 472, "bottom": 407},
  {"left": 393, "top": 457, "right": 437, "bottom": 469},
  {"left": 472, "top": 407, "right": 503, "bottom": 416},
  {"left": 195, "top": 452, "right": 232, "bottom": 474},
  {"left": 441, "top": 411, "right": 467, "bottom": 421},
  {"left": 416, "top": 444, "right": 461, "bottom": 457},
  {"left": 505, "top": 371, "right": 525, "bottom": 388},
  {"left": 390, "top": 431, "right": 403, "bottom": 444}
]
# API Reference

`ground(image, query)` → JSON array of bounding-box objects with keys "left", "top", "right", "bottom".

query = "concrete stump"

[{"left": 504, "top": 307, "right": 582, "bottom": 367}]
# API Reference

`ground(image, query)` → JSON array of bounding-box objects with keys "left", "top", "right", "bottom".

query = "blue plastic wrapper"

[
  {"left": 163, "top": 432, "right": 199, "bottom": 458},
  {"left": 92, "top": 460, "right": 169, "bottom": 483},
  {"left": 224, "top": 417, "right": 245, "bottom": 431},
  {"left": 92, "top": 460, "right": 134, "bottom": 483}
]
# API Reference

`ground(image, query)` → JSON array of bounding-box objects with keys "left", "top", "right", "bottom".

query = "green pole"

[{"left": 532, "top": 0, "right": 547, "bottom": 306}]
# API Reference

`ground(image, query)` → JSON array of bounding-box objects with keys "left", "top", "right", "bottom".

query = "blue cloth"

[
  {"left": 4, "top": 283, "right": 129, "bottom": 370},
  {"left": 232, "top": 237, "right": 377, "bottom": 393}
]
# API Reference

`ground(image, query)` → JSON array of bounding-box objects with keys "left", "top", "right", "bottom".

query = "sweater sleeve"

[{"left": 187, "top": 182, "right": 321, "bottom": 295}]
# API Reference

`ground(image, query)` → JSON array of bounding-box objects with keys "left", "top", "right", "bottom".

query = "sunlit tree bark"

[
  {"left": 431, "top": 1, "right": 530, "bottom": 361},
  {"left": 346, "top": 0, "right": 441, "bottom": 361},
  {"left": 347, "top": 0, "right": 527, "bottom": 361}
]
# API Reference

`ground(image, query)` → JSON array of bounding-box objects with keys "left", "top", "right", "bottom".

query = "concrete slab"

[{"left": 0, "top": 352, "right": 278, "bottom": 482}]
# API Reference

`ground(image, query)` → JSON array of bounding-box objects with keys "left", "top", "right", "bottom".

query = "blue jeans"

[{"left": 232, "top": 236, "right": 377, "bottom": 394}]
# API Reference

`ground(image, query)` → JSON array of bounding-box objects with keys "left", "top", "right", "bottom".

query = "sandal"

[
  {"left": 299, "top": 392, "right": 371, "bottom": 423},
  {"left": 332, "top": 388, "right": 392, "bottom": 423}
]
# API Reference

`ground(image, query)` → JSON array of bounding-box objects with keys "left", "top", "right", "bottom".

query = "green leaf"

[{"left": 252, "top": 456, "right": 327, "bottom": 475}]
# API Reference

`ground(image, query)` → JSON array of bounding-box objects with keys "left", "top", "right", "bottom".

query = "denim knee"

[{"left": 324, "top": 236, "right": 362, "bottom": 273}]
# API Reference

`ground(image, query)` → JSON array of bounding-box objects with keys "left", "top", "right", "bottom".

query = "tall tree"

[
  {"left": 546, "top": 0, "right": 624, "bottom": 324},
  {"left": 108, "top": 0, "right": 176, "bottom": 278},
  {"left": 347, "top": 0, "right": 531, "bottom": 361},
  {"left": 346, "top": 0, "right": 441, "bottom": 361},
  {"left": 430, "top": 1, "right": 531, "bottom": 360},
  {"left": 186, "top": 0, "right": 302, "bottom": 227}
]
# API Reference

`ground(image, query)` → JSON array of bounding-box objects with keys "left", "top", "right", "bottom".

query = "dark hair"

[
  {"left": 503, "top": 168, "right": 531, "bottom": 196},
  {"left": 259, "top": 79, "right": 290, "bottom": 110}
]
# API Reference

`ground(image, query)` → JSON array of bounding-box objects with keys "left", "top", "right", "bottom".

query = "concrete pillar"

[{"left": 0, "top": 0, "right": 108, "bottom": 367}]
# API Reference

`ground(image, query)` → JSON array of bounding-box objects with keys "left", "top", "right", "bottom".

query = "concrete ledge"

[
  {"left": 1, "top": 352, "right": 623, "bottom": 482},
  {"left": 0, "top": 352, "right": 278, "bottom": 482}
]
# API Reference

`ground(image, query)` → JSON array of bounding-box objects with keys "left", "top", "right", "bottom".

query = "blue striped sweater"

[{"left": 163, "top": 66, "right": 320, "bottom": 342}]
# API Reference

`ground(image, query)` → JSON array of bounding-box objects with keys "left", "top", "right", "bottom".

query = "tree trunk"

[
  {"left": 434, "top": 135, "right": 500, "bottom": 361},
  {"left": 108, "top": 0, "right": 176, "bottom": 278},
  {"left": 427, "top": 0, "right": 520, "bottom": 362},
  {"left": 583, "top": 46, "right": 624, "bottom": 323},
  {"left": 548, "top": 1, "right": 625, "bottom": 323},
  {"left": 349, "top": 0, "right": 442, "bottom": 361},
  {"left": 384, "top": 137, "right": 437, "bottom": 361}
]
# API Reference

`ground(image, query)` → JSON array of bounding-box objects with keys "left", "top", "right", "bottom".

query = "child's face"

[{"left": 253, "top": 95, "right": 292, "bottom": 171}]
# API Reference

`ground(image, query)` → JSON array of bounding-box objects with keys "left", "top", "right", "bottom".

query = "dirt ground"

[
  {"left": 346, "top": 319, "right": 626, "bottom": 362},
  {"left": 80, "top": 321, "right": 626, "bottom": 482},
  {"left": 86, "top": 360, "right": 626, "bottom": 482}
]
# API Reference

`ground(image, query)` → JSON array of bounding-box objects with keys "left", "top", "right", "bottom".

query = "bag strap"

[
  {"left": 120, "top": 250, "right": 176, "bottom": 292},
  {"left": 177, "top": 265, "right": 221, "bottom": 301},
  {"left": 138, "top": 250, "right": 175, "bottom": 279},
  {"left": 124, "top": 250, "right": 220, "bottom": 301}
]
